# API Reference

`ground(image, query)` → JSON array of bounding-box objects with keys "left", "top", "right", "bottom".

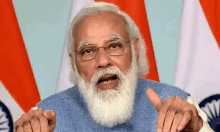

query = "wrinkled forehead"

[{"left": 72, "top": 12, "right": 129, "bottom": 48}]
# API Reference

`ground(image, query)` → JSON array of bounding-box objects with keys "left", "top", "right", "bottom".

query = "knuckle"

[
  {"left": 30, "top": 116, "right": 39, "bottom": 122},
  {"left": 35, "top": 108, "right": 44, "bottom": 116},
  {"left": 15, "top": 118, "right": 21, "bottom": 126},
  {"left": 186, "top": 109, "right": 193, "bottom": 115},
  {"left": 174, "top": 113, "right": 182, "bottom": 119},
  {"left": 51, "top": 110, "right": 56, "bottom": 116},
  {"left": 36, "top": 108, "right": 43, "bottom": 113},
  {"left": 28, "top": 109, "right": 34, "bottom": 114},
  {"left": 20, "top": 113, "right": 28, "bottom": 119},
  {"left": 182, "top": 103, "right": 191, "bottom": 112},
  {"left": 15, "top": 126, "right": 23, "bottom": 132},
  {"left": 159, "top": 108, "right": 167, "bottom": 115},
  {"left": 39, "top": 115, "right": 48, "bottom": 122},
  {"left": 22, "top": 121, "right": 31, "bottom": 129},
  {"left": 28, "top": 109, "right": 36, "bottom": 117},
  {"left": 167, "top": 109, "right": 176, "bottom": 115},
  {"left": 15, "top": 114, "right": 29, "bottom": 126},
  {"left": 14, "top": 125, "right": 20, "bottom": 131},
  {"left": 22, "top": 120, "right": 29, "bottom": 126},
  {"left": 189, "top": 104, "right": 197, "bottom": 112},
  {"left": 176, "top": 97, "right": 183, "bottom": 102}
]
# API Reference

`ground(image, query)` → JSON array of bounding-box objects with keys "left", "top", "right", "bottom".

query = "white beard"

[{"left": 73, "top": 50, "right": 138, "bottom": 127}]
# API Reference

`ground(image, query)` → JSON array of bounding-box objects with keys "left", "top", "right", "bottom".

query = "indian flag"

[
  {"left": 0, "top": 0, "right": 41, "bottom": 131},
  {"left": 174, "top": 0, "right": 220, "bottom": 131}
]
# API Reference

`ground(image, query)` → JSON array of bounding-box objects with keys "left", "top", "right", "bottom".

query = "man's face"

[
  {"left": 73, "top": 12, "right": 132, "bottom": 90},
  {"left": 70, "top": 12, "right": 139, "bottom": 127}
]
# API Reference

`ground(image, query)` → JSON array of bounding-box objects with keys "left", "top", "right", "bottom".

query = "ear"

[
  {"left": 134, "top": 38, "right": 140, "bottom": 60},
  {"left": 69, "top": 53, "right": 75, "bottom": 71}
]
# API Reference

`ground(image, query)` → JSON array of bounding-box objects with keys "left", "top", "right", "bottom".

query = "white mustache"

[{"left": 90, "top": 67, "right": 124, "bottom": 85}]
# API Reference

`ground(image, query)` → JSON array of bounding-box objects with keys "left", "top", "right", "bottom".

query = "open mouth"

[
  {"left": 98, "top": 74, "right": 118, "bottom": 83},
  {"left": 97, "top": 74, "right": 119, "bottom": 90}
]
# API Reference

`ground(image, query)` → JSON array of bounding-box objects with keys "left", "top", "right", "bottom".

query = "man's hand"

[
  {"left": 146, "top": 88, "right": 203, "bottom": 132},
  {"left": 15, "top": 108, "right": 56, "bottom": 132}
]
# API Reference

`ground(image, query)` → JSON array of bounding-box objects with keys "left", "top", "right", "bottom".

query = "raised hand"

[
  {"left": 146, "top": 88, "right": 203, "bottom": 132},
  {"left": 15, "top": 108, "right": 56, "bottom": 132}
]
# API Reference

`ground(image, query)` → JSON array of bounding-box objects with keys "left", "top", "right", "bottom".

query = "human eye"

[
  {"left": 108, "top": 43, "right": 122, "bottom": 50},
  {"left": 81, "top": 47, "right": 95, "bottom": 55}
]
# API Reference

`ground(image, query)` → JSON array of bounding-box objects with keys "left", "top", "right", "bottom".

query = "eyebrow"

[
  {"left": 107, "top": 34, "right": 124, "bottom": 43},
  {"left": 77, "top": 34, "right": 124, "bottom": 51},
  {"left": 77, "top": 41, "right": 93, "bottom": 51}
]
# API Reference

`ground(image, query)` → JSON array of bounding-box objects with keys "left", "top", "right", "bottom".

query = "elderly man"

[{"left": 15, "top": 2, "right": 213, "bottom": 132}]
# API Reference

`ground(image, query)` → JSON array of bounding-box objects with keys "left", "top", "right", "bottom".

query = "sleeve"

[{"left": 187, "top": 96, "right": 214, "bottom": 132}]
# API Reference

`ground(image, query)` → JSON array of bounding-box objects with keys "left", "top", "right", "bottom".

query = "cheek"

[
  {"left": 76, "top": 61, "right": 95, "bottom": 80},
  {"left": 114, "top": 53, "right": 132, "bottom": 73}
]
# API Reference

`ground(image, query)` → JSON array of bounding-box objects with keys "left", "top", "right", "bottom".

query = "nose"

[{"left": 95, "top": 47, "right": 113, "bottom": 69}]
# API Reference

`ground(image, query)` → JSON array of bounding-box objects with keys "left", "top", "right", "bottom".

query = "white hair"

[{"left": 66, "top": 2, "right": 148, "bottom": 78}]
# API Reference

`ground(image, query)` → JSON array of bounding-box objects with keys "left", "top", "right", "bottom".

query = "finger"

[
  {"left": 43, "top": 110, "right": 56, "bottom": 130},
  {"left": 15, "top": 126, "right": 24, "bottom": 132},
  {"left": 162, "top": 109, "right": 176, "bottom": 132},
  {"left": 157, "top": 97, "right": 174, "bottom": 132},
  {"left": 146, "top": 88, "right": 162, "bottom": 111},
  {"left": 23, "top": 121, "right": 32, "bottom": 132},
  {"left": 15, "top": 114, "right": 30, "bottom": 128},
  {"left": 170, "top": 113, "right": 182, "bottom": 132},
  {"left": 28, "top": 108, "right": 44, "bottom": 117},
  {"left": 43, "top": 110, "right": 56, "bottom": 120},
  {"left": 162, "top": 97, "right": 182, "bottom": 132},
  {"left": 174, "top": 97, "right": 183, "bottom": 111},
  {"left": 186, "top": 104, "right": 198, "bottom": 116},
  {"left": 30, "top": 117, "right": 40, "bottom": 132},
  {"left": 39, "top": 114, "right": 49, "bottom": 132},
  {"left": 177, "top": 111, "right": 192, "bottom": 131}
]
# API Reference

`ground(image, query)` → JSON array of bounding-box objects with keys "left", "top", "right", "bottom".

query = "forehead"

[{"left": 73, "top": 12, "right": 129, "bottom": 47}]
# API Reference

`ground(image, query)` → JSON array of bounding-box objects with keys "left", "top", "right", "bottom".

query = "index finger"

[{"left": 146, "top": 88, "right": 163, "bottom": 111}]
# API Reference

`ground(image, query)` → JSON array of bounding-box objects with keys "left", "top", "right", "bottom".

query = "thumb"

[
  {"left": 146, "top": 88, "right": 163, "bottom": 111},
  {"left": 43, "top": 110, "right": 56, "bottom": 128}
]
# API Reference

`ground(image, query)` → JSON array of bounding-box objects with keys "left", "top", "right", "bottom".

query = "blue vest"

[{"left": 38, "top": 78, "right": 188, "bottom": 132}]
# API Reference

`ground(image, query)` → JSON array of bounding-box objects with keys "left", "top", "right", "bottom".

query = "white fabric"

[
  {"left": 187, "top": 96, "right": 213, "bottom": 132},
  {"left": 56, "top": 0, "right": 94, "bottom": 93},
  {"left": 0, "top": 81, "right": 24, "bottom": 122},
  {"left": 174, "top": 0, "right": 220, "bottom": 103}
]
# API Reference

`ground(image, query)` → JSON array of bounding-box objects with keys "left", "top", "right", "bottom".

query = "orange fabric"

[
  {"left": 200, "top": 0, "right": 220, "bottom": 49},
  {"left": 0, "top": 0, "right": 41, "bottom": 112},
  {"left": 94, "top": 0, "right": 159, "bottom": 81}
]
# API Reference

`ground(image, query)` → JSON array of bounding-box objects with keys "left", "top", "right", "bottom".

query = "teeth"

[{"left": 102, "top": 80, "right": 112, "bottom": 84}]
